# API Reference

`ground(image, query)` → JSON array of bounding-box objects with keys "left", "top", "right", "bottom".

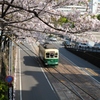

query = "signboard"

[
  {"left": 5, "top": 76, "right": 13, "bottom": 84},
  {"left": 8, "top": 83, "right": 13, "bottom": 100},
  {"left": 5, "top": 76, "right": 13, "bottom": 100}
]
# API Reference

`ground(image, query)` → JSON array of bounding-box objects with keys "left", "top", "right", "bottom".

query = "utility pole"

[{"left": 9, "top": 39, "right": 12, "bottom": 75}]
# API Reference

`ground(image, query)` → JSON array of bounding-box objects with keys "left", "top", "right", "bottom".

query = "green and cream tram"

[{"left": 39, "top": 44, "right": 59, "bottom": 66}]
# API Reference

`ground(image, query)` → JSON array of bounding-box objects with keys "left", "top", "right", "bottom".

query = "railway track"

[
  {"left": 43, "top": 54, "right": 100, "bottom": 100},
  {"left": 20, "top": 40, "right": 100, "bottom": 100}
]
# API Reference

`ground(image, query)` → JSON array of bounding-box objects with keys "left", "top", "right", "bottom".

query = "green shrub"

[
  {"left": 48, "top": 34, "right": 53, "bottom": 37},
  {"left": 97, "top": 14, "right": 100, "bottom": 20},
  {"left": 57, "top": 16, "right": 69, "bottom": 25},
  {"left": 0, "top": 81, "right": 8, "bottom": 100}
]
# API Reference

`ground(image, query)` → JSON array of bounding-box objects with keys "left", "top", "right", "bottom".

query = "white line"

[
  {"left": 60, "top": 53, "right": 100, "bottom": 84},
  {"left": 41, "top": 67, "right": 55, "bottom": 92},
  {"left": 19, "top": 48, "right": 22, "bottom": 100},
  {"left": 30, "top": 42, "right": 55, "bottom": 93}
]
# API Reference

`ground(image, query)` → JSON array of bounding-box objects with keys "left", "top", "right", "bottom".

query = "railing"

[
  {"left": 56, "top": 5, "right": 87, "bottom": 14},
  {"left": 64, "top": 45, "right": 100, "bottom": 53}
]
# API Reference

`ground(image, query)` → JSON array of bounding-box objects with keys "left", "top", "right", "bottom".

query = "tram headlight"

[{"left": 45, "top": 63, "right": 48, "bottom": 65}]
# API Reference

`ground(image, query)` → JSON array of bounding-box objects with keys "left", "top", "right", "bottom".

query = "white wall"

[{"left": 89, "top": 0, "right": 98, "bottom": 14}]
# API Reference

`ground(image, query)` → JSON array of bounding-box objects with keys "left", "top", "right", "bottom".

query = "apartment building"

[
  {"left": 97, "top": 1, "right": 100, "bottom": 14},
  {"left": 89, "top": 0, "right": 98, "bottom": 14},
  {"left": 55, "top": 0, "right": 100, "bottom": 15}
]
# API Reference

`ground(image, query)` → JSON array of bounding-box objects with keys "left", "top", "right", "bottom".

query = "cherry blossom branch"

[
  {"left": 0, "top": 1, "right": 66, "bottom": 32},
  {"left": 2, "top": 0, "right": 14, "bottom": 17},
  {"left": 7, "top": 24, "right": 47, "bottom": 33}
]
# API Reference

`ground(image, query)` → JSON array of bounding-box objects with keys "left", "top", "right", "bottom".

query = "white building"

[
  {"left": 89, "top": 0, "right": 98, "bottom": 14},
  {"left": 56, "top": 0, "right": 100, "bottom": 15},
  {"left": 97, "top": 1, "right": 100, "bottom": 14}
]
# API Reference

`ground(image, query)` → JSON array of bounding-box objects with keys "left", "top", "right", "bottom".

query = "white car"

[
  {"left": 49, "top": 37, "right": 57, "bottom": 41},
  {"left": 77, "top": 41, "right": 95, "bottom": 48},
  {"left": 78, "top": 43, "right": 89, "bottom": 48}
]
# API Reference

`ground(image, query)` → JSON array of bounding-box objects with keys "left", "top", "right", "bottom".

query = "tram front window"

[
  {"left": 50, "top": 53, "right": 54, "bottom": 58},
  {"left": 46, "top": 52, "right": 57, "bottom": 58}
]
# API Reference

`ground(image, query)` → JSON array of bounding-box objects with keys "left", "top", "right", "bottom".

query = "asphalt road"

[
  {"left": 15, "top": 39, "right": 100, "bottom": 100},
  {"left": 53, "top": 42, "right": 100, "bottom": 83},
  {"left": 15, "top": 42, "right": 60, "bottom": 100}
]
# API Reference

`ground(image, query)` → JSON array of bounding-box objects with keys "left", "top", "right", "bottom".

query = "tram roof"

[
  {"left": 45, "top": 44, "right": 56, "bottom": 49},
  {"left": 45, "top": 49, "right": 58, "bottom": 52},
  {"left": 40, "top": 43, "right": 56, "bottom": 49}
]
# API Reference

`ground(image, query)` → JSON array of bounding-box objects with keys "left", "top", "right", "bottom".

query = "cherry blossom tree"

[
  {"left": 0, "top": 0, "right": 100, "bottom": 80},
  {"left": 0, "top": 0, "right": 100, "bottom": 37}
]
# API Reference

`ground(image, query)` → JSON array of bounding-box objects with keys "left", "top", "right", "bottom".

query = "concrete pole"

[{"left": 9, "top": 39, "right": 13, "bottom": 75}]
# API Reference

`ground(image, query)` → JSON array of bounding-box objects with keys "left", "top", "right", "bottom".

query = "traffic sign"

[{"left": 5, "top": 76, "right": 13, "bottom": 83}]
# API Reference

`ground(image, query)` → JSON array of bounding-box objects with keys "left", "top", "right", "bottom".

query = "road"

[
  {"left": 15, "top": 38, "right": 100, "bottom": 100},
  {"left": 15, "top": 41, "right": 60, "bottom": 100},
  {"left": 53, "top": 42, "right": 100, "bottom": 83}
]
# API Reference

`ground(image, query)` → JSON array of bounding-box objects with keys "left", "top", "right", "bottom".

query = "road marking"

[
  {"left": 30, "top": 41, "right": 55, "bottom": 93},
  {"left": 19, "top": 49, "right": 22, "bottom": 100},
  {"left": 41, "top": 67, "right": 55, "bottom": 93}
]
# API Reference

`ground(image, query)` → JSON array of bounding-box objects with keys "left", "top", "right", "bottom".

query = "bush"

[
  {"left": 0, "top": 81, "right": 8, "bottom": 100},
  {"left": 48, "top": 34, "right": 53, "bottom": 37},
  {"left": 97, "top": 14, "right": 100, "bottom": 20}
]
